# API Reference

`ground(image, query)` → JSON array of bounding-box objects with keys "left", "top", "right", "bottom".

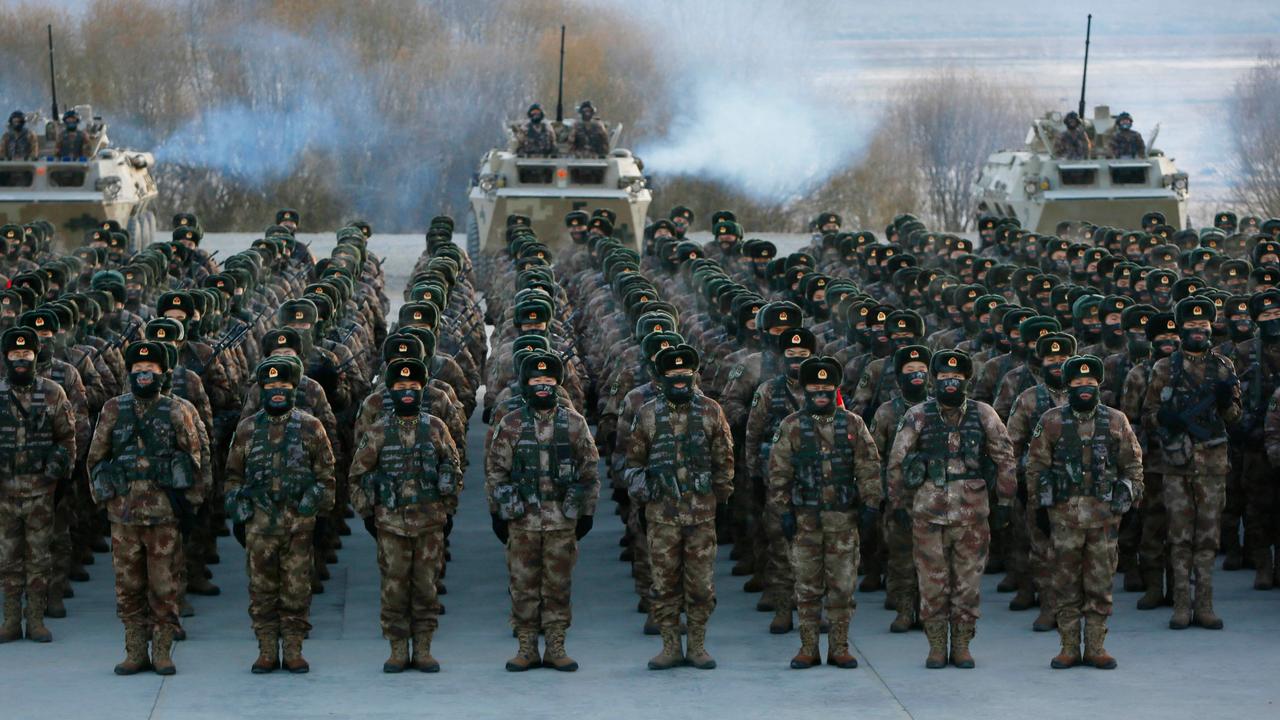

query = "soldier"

[
  {"left": 767, "top": 356, "right": 881, "bottom": 669},
  {"left": 54, "top": 109, "right": 91, "bottom": 159},
  {"left": 887, "top": 350, "right": 1016, "bottom": 669},
  {"left": 485, "top": 352, "right": 599, "bottom": 672},
  {"left": 568, "top": 100, "right": 609, "bottom": 158},
  {"left": 1234, "top": 289, "right": 1280, "bottom": 589},
  {"left": 626, "top": 345, "right": 733, "bottom": 671},
  {"left": 1, "top": 111, "right": 37, "bottom": 161},
  {"left": 224, "top": 358, "right": 336, "bottom": 673},
  {"left": 1026, "top": 356, "right": 1143, "bottom": 669},
  {"left": 1143, "top": 297, "right": 1240, "bottom": 629},
  {"left": 1108, "top": 111, "right": 1146, "bottom": 158},
  {"left": 0, "top": 328, "right": 75, "bottom": 643},
  {"left": 349, "top": 358, "right": 460, "bottom": 674},
  {"left": 513, "top": 103, "right": 557, "bottom": 157},
  {"left": 87, "top": 341, "right": 203, "bottom": 675},
  {"left": 1052, "top": 111, "right": 1092, "bottom": 159}
]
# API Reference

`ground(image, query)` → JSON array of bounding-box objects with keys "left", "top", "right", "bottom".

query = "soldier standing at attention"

[
  {"left": 1026, "top": 355, "right": 1143, "bottom": 670},
  {"left": 767, "top": 356, "right": 881, "bottom": 670},
  {"left": 349, "top": 358, "right": 460, "bottom": 674},
  {"left": 0, "top": 328, "right": 76, "bottom": 643},
  {"left": 887, "top": 350, "right": 1016, "bottom": 669},
  {"left": 626, "top": 344, "right": 733, "bottom": 671},
  {"left": 486, "top": 352, "right": 598, "bottom": 672},
  {"left": 88, "top": 341, "right": 203, "bottom": 675},
  {"left": 1143, "top": 297, "right": 1239, "bottom": 630},
  {"left": 225, "top": 358, "right": 335, "bottom": 674}
]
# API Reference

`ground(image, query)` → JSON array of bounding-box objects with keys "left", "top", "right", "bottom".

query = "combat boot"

[
  {"left": 505, "top": 630, "right": 541, "bottom": 672},
  {"left": 543, "top": 625, "right": 578, "bottom": 671},
  {"left": 151, "top": 625, "right": 176, "bottom": 675},
  {"left": 685, "top": 623, "right": 716, "bottom": 669},
  {"left": 949, "top": 622, "right": 976, "bottom": 669},
  {"left": 412, "top": 631, "right": 440, "bottom": 673},
  {"left": 1136, "top": 570, "right": 1165, "bottom": 610},
  {"left": 1221, "top": 528, "right": 1243, "bottom": 571},
  {"left": 24, "top": 596, "right": 52, "bottom": 643},
  {"left": 923, "top": 621, "right": 948, "bottom": 669},
  {"left": 1008, "top": 579, "right": 1037, "bottom": 611},
  {"left": 113, "top": 624, "right": 151, "bottom": 675},
  {"left": 745, "top": 576, "right": 766, "bottom": 594},
  {"left": 251, "top": 632, "right": 279, "bottom": 673},
  {"left": 1253, "top": 557, "right": 1274, "bottom": 590},
  {"left": 1122, "top": 564, "right": 1145, "bottom": 592},
  {"left": 889, "top": 598, "right": 916, "bottom": 633},
  {"left": 1082, "top": 614, "right": 1116, "bottom": 669},
  {"left": 790, "top": 623, "right": 821, "bottom": 669},
  {"left": 858, "top": 573, "right": 883, "bottom": 593},
  {"left": 769, "top": 607, "right": 793, "bottom": 634},
  {"left": 0, "top": 595, "right": 23, "bottom": 643},
  {"left": 826, "top": 618, "right": 858, "bottom": 669},
  {"left": 731, "top": 557, "right": 754, "bottom": 577},
  {"left": 282, "top": 634, "right": 310, "bottom": 673},
  {"left": 996, "top": 572, "right": 1019, "bottom": 593},
  {"left": 1050, "top": 617, "right": 1080, "bottom": 669},
  {"left": 1032, "top": 604, "right": 1057, "bottom": 632},
  {"left": 643, "top": 612, "right": 660, "bottom": 635},
  {"left": 647, "top": 628, "right": 684, "bottom": 670},
  {"left": 187, "top": 574, "right": 221, "bottom": 597},
  {"left": 1192, "top": 586, "right": 1224, "bottom": 630},
  {"left": 45, "top": 581, "right": 67, "bottom": 618},
  {"left": 1168, "top": 589, "right": 1192, "bottom": 630},
  {"left": 383, "top": 638, "right": 410, "bottom": 673}
]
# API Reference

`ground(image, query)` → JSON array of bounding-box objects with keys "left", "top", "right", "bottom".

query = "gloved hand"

[
  {"left": 313, "top": 516, "right": 331, "bottom": 541},
  {"left": 611, "top": 486, "right": 629, "bottom": 506},
  {"left": 894, "top": 508, "right": 911, "bottom": 527},
  {"left": 233, "top": 522, "right": 247, "bottom": 548},
  {"left": 444, "top": 513, "right": 454, "bottom": 538},
  {"left": 482, "top": 406, "right": 493, "bottom": 425},
  {"left": 363, "top": 516, "right": 377, "bottom": 537},
  {"left": 858, "top": 504, "right": 880, "bottom": 537},
  {"left": 1215, "top": 379, "right": 1238, "bottom": 405},
  {"left": 491, "top": 513, "right": 509, "bottom": 545},
  {"left": 1035, "top": 507, "right": 1052, "bottom": 537},
  {"left": 575, "top": 514, "right": 594, "bottom": 540},
  {"left": 1157, "top": 405, "right": 1186, "bottom": 432},
  {"left": 991, "top": 505, "right": 1012, "bottom": 530},
  {"left": 637, "top": 505, "right": 648, "bottom": 535},
  {"left": 714, "top": 502, "right": 730, "bottom": 531},
  {"left": 780, "top": 511, "right": 797, "bottom": 541}
]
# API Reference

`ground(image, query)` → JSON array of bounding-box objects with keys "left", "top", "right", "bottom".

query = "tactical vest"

[
  {"left": 111, "top": 395, "right": 182, "bottom": 486},
  {"left": 905, "top": 399, "right": 993, "bottom": 489},
  {"left": 242, "top": 409, "right": 316, "bottom": 521},
  {"left": 648, "top": 395, "right": 713, "bottom": 499},
  {"left": 792, "top": 411, "right": 859, "bottom": 510},
  {"left": 499, "top": 406, "right": 578, "bottom": 517},
  {"left": 1164, "top": 351, "right": 1228, "bottom": 443},
  {"left": 365, "top": 413, "right": 453, "bottom": 511},
  {"left": 1044, "top": 406, "right": 1118, "bottom": 504},
  {"left": 757, "top": 376, "right": 800, "bottom": 475},
  {"left": 0, "top": 379, "right": 54, "bottom": 474}
]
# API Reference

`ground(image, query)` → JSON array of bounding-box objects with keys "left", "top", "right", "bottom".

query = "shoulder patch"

[
  {"left": 1032, "top": 421, "right": 1044, "bottom": 439},
  {"left": 751, "top": 393, "right": 760, "bottom": 408},
  {"left": 728, "top": 365, "right": 744, "bottom": 381},
  {"left": 857, "top": 373, "right": 870, "bottom": 388},
  {"left": 770, "top": 428, "right": 782, "bottom": 445}
]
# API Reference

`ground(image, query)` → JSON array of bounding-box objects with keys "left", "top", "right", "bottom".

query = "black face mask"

[
  {"left": 994, "top": 332, "right": 1011, "bottom": 353},
  {"left": 1153, "top": 338, "right": 1179, "bottom": 359},
  {"left": 1229, "top": 319, "right": 1254, "bottom": 342},
  {"left": 130, "top": 370, "right": 161, "bottom": 398},
  {"left": 36, "top": 345, "right": 52, "bottom": 364},
  {"left": 1126, "top": 332, "right": 1151, "bottom": 357},
  {"left": 804, "top": 389, "right": 837, "bottom": 415},
  {"left": 261, "top": 386, "right": 295, "bottom": 415},
  {"left": 901, "top": 371, "right": 929, "bottom": 403},
  {"left": 1042, "top": 361, "right": 1065, "bottom": 389},
  {"left": 523, "top": 382, "right": 558, "bottom": 410},
  {"left": 785, "top": 357, "right": 805, "bottom": 381},
  {"left": 1011, "top": 338, "right": 1027, "bottom": 359},
  {"left": 1179, "top": 327, "right": 1210, "bottom": 352},
  {"left": 934, "top": 377, "right": 966, "bottom": 406},
  {"left": 1258, "top": 318, "right": 1280, "bottom": 343},
  {"left": 390, "top": 388, "right": 422, "bottom": 417},
  {"left": 1078, "top": 322, "right": 1102, "bottom": 343},
  {"left": 660, "top": 375, "right": 694, "bottom": 404},
  {"left": 529, "top": 114, "right": 544, "bottom": 124},
  {"left": 1068, "top": 385, "right": 1099, "bottom": 413},
  {"left": 6, "top": 358, "right": 33, "bottom": 385}
]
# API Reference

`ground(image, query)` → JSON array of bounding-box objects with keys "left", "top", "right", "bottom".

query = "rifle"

[
  {"left": 189, "top": 320, "right": 253, "bottom": 376},
  {"left": 83, "top": 319, "right": 141, "bottom": 362}
]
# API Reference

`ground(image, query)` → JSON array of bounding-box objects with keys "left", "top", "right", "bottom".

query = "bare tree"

[{"left": 1229, "top": 52, "right": 1280, "bottom": 215}]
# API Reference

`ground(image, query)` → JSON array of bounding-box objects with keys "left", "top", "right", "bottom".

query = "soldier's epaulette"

[{"left": 728, "top": 366, "right": 744, "bottom": 381}]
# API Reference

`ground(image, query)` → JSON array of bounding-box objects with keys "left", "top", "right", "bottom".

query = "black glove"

[
  {"left": 232, "top": 522, "right": 246, "bottom": 548},
  {"left": 1035, "top": 507, "right": 1052, "bottom": 537},
  {"left": 444, "top": 513, "right": 454, "bottom": 538},
  {"left": 363, "top": 516, "right": 377, "bottom": 537},
  {"left": 482, "top": 406, "right": 493, "bottom": 424},
  {"left": 1215, "top": 379, "right": 1238, "bottom": 405},
  {"left": 491, "top": 513, "right": 509, "bottom": 545},
  {"left": 1157, "top": 405, "right": 1186, "bottom": 432},
  {"left": 780, "top": 511, "right": 797, "bottom": 540},
  {"left": 990, "top": 505, "right": 1012, "bottom": 530},
  {"left": 858, "top": 504, "right": 880, "bottom": 537},
  {"left": 611, "top": 486, "right": 629, "bottom": 506},
  {"left": 714, "top": 502, "right": 730, "bottom": 531},
  {"left": 313, "top": 516, "right": 331, "bottom": 541},
  {"left": 894, "top": 508, "right": 911, "bottom": 527},
  {"left": 637, "top": 505, "right": 648, "bottom": 535},
  {"left": 575, "top": 514, "right": 594, "bottom": 540},
  {"left": 1016, "top": 477, "right": 1028, "bottom": 505}
]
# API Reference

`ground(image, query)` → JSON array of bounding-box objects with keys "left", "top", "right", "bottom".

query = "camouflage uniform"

[
  {"left": 870, "top": 394, "right": 920, "bottom": 628},
  {"left": 0, "top": 127, "right": 38, "bottom": 161},
  {"left": 514, "top": 120, "right": 557, "bottom": 157},
  {"left": 1108, "top": 128, "right": 1146, "bottom": 158},
  {"left": 1052, "top": 126, "right": 1092, "bottom": 159},
  {"left": 743, "top": 376, "right": 803, "bottom": 623}
]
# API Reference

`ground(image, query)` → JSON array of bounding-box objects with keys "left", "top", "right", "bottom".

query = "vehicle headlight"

[
  {"left": 479, "top": 176, "right": 496, "bottom": 193},
  {"left": 1173, "top": 175, "right": 1188, "bottom": 192},
  {"left": 95, "top": 176, "right": 122, "bottom": 199},
  {"left": 1024, "top": 179, "right": 1040, "bottom": 195}
]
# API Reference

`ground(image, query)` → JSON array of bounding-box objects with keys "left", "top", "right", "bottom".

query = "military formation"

[{"left": 1, "top": 192, "right": 1278, "bottom": 678}]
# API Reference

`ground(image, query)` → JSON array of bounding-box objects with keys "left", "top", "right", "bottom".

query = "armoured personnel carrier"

[{"left": 0, "top": 105, "right": 159, "bottom": 254}]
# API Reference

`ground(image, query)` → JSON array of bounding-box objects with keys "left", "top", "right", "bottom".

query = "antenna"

[
  {"left": 47, "top": 24, "right": 59, "bottom": 120},
  {"left": 1077, "top": 14, "right": 1092, "bottom": 119},
  {"left": 555, "top": 25, "right": 565, "bottom": 123}
]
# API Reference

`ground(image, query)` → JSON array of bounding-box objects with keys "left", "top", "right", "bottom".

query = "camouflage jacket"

[
  {"left": 743, "top": 376, "right": 803, "bottom": 480},
  {"left": 513, "top": 121, "right": 557, "bottom": 157},
  {"left": 1007, "top": 384, "right": 1067, "bottom": 461},
  {"left": 0, "top": 377, "right": 76, "bottom": 495},
  {"left": 1026, "top": 405, "right": 1143, "bottom": 529},
  {"left": 1142, "top": 351, "right": 1240, "bottom": 474},
  {"left": 766, "top": 408, "right": 882, "bottom": 525},
  {"left": 1052, "top": 126, "right": 1092, "bottom": 159},
  {"left": 224, "top": 408, "right": 336, "bottom": 536},
  {"left": 349, "top": 411, "right": 460, "bottom": 537},
  {"left": 0, "top": 128, "right": 38, "bottom": 160},
  {"left": 484, "top": 405, "right": 599, "bottom": 531},
  {"left": 1108, "top": 129, "right": 1146, "bottom": 158},
  {"left": 625, "top": 393, "right": 734, "bottom": 526}
]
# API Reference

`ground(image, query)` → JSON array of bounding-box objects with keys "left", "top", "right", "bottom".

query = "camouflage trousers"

[
  {"left": 110, "top": 522, "right": 181, "bottom": 631},
  {"left": 1026, "top": 502, "right": 1056, "bottom": 609},
  {"left": 1241, "top": 451, "right": 1280, "bottom": 566},
  {"left": 1050, "top": 517, "right": 1119, "bottom": 625},
  {"left": 1139, "top": 471, "right": 1168, "bottom": 573},
  {"left": 49, "top": 485, "right": 75, "bottom": 597},
  {"left": 0, "top": 493, "right": 55, "bottom": 600},
  {"left": 377, "top": 528, "right": 442, "bottom": 639},
  {"left": 790, "top": 512, "right": 858, "bottom": 624},
  {"left": 913, "top": 520, "right": 989, "bottom": 624},
  {"left": 625, "top": 503, "right": 652, "bottom": 599},
  {"left": 763, "top": 511, "right": 795, "bottom": 611},
  {"left": 649, "top": 520, "right": 717, "bottom": 628},
  {"left": 1164, "top": 472, "right": 1225, "bottom": 597},
  {"left": 246, "top": 529, "right": 315, "bottom": 636},
  {"left": 506, "top": 527, "right": 578, "bottom": 633},
  {"left": 884, "top": 513, "right": 918, "bottom": 613},
  {"left": 1223, "top": 447, "right": 1246, "bottom": 549}
]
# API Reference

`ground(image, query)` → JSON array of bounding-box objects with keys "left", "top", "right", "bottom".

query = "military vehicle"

[
  {"left": 0, "top": 106, "right": 160, "bottom": 253},
  {"left": 467, "top": 26, "right": 650, "bottom": 260},
  {"left": 972, "top": 16, "right": 1189, "bottom": 233}
]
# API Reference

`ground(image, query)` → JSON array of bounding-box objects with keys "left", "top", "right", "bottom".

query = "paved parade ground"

[{"left": 0, "top": 235, "right": 1276, "bottom": 720}]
